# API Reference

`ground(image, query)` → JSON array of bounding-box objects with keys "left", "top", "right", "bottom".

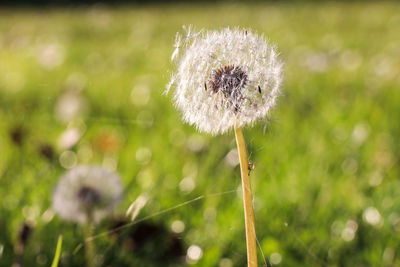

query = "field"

[{"left": 1, "top": 2, "right": 400, "bottom": 266}]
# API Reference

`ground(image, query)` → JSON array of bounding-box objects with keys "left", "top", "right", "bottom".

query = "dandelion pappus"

[{"left": 167, "top": 27, "right": 282, "bottom": 135}]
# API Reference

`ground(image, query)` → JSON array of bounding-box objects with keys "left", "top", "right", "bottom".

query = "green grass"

[
  {"left": 1, "top": 2, "right": 400, "bottom": 266},
  {"left": 51, "top": 235, "right": 63, "bottom": 267}
]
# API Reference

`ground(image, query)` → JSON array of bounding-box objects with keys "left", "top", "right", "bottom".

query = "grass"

[
  {"left": 1, "top": 1, "right": 400, "bottom": 266},
  {"left": 51, "top": 235, "right": 63, "bottom": 267}
]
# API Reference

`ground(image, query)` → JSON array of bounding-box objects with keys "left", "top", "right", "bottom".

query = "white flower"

[
  {"left": 167, "top": 26, "right": 283, "bottom": 135},
  {"left": 53, "top": 165, "right": 123, "bottom": 224}
]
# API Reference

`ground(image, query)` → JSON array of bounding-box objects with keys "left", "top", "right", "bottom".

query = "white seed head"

[
  {"left": 167, "top": 26, "right": 283, "bottom": 135},
  {"left": 53, "top": 165, "right": 123, "bottom": 224}
]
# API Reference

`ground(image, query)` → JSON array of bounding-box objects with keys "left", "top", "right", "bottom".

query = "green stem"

[{"left": 85, "top": 216, "right": 95, "bottom": 267}]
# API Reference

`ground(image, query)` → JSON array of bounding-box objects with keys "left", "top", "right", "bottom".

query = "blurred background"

[{"left": 1, "top": 0, "right": 400, "bottom": 266}]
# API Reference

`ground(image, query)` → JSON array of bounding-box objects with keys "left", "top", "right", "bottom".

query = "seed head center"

[
  {"left": 208, "top": 65, "right": 248, "bottom": 99},
  {"left": 78, "top": 186, "right": 101, "bottom": 207}
]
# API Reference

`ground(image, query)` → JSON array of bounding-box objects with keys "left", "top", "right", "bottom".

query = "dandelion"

[
  {"left": 53, "top": 165, "right": 123, "bottom": 267},
  {"left": 53, "top": 165, "right": 123, "bottom": 223},
  {"left": 167, "top": 26, "right": 283, "bottom": 267},
  {"left": 167, "top": 26, "right": 282, "bottom": 135}
]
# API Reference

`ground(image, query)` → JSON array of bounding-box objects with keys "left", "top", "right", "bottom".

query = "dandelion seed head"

[
  {"left": 168, "top": 26, "right": 283, "bottom": 135},
  {"left": 53, "top": 165, "right": 123, "bottom": 224}
]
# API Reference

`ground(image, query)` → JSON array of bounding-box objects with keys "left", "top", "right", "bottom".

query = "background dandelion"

[
  {"left": 53, "top": 165, "right": 122, "bottom": 267},
  {"left": 53, "top": 165, "right": 123, "bottom": 224}
]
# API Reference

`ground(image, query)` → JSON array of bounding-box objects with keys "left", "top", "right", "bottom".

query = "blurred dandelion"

[
  {"left": 53, "top": 165, "right": 123, "bottom": 224},
  {"left": 167, "top": 26, "right": 283, "bottom": 267},
  {"left": 53, "top": 165, "right": 123, "bottom": 267}
]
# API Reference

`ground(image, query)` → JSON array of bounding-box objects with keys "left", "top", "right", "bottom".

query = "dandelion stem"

[
  {"left": 234, "top": 126, "right": 258, "bottom": 267},
  {"left": 85, "top": 219, "right": 95, "bottom": 267}
]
